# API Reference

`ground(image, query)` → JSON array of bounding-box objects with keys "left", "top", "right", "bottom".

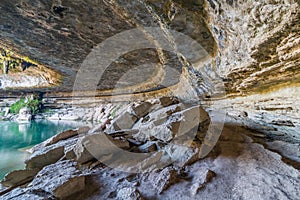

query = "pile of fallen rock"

[{"left": 0, "top": 96, "right": 213, "bottom": 199}]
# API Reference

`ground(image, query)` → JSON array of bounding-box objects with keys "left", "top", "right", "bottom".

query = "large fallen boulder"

[
  {"left": 73, "top": 132, "right": 132, "bottom": 164},
  {"left": 133, "top": 105, "right": 210, "bottom": 143}
]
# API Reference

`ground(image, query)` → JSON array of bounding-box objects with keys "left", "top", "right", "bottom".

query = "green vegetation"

[
  {"left": 26, "top": 99, "right": 42, "bottom": 114},
  {"left": 10, "top": 97, "right": 42, "bottom": 114},
  {"left": 9, "top": 98, "right": 25, "bottom": 114},
  {"left": 0, "top": 111, "right": 5, "bottom": 116}
]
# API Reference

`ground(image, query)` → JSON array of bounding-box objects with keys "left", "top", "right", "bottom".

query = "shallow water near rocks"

[{"left": 0, "top": 120, "right": 82, "bottom": 180}]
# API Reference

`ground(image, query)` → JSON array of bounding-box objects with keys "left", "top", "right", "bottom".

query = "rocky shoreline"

[{"left": 0, "top": 96, "right": 299, "bottom": 200}]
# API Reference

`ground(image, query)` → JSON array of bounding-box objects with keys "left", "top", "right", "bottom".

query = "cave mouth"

[{"left": 0, "top": 46, "right": 62, "bottom": 90}]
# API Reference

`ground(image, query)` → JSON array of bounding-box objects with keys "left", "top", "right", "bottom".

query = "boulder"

[
  {"left": 73, "top": 132, "right": 131, "bottom": 164},
  {"left": 133, "top": 105, "right": 210, "bottom": 143},
  {"left": 45, "top": 129, "right": 78, "bottom": 146},
  {"left": 117, "top": 187, "right": 143, "bottom": 200},
  {"left": 1, "top": 169, "right": 39, "bottom": 187},
  {"left": 111, "top": 112, "right": 138, "bottom": 131},
  {"left": 16, "top": 107, "right": 32, "bottom": 122},
  {"left": 150, "top": 123, "right": 174, "bottom": 142},
  {"left": 149, "top": 167, "right": 177, "bottom": 194},
  {"left": 1, "top": 161, "right": 86, "bottom": 199},
  {"left": 88, "top": 118, "right": 111, "bottom": 134},
  {"left": 147, "top": 104, "right": 182, "bottom": 123},
  {"left": 107, "top": 135, "right": 130, "bottom": 150},
  {"left": 30, "top": 160, "right": 86, "bottom": 199},
  {"left": 171, "top": 105, "right": 210, "bottom": 138},
  {"left": 127, "top": 138, "right": 143, "bottom": 146},
  {"left": 25, "top": 146, "right": 65, "bottom": 169},
  {"left": 190, "top": 169, "right": 216, "bottom": 196},
  {"left": 163, "top": 144, "right": 200, "bottom": 167},
  {"left": 132, "top": 102, "right": 152, "bottom": 118},
  {"left": 125, "top": 151, "right": 171, "bottom": 173},
  {"left": 159, "top": 96, "right": 179, "bottom": 107},
  {"left": 28, "top": 136, "right": 79, "bottom": 155},
  {"left": 0, "top": 188, "right": 55, "bottom": 200},
  {"left": 108, "top": 129, "right": 139, "bottom": 138},
  {"left": 77, "top": 126, "right": 90, "bottom": 134},
  {"left": 53, "top": 176, "right": 85, "bottom": 199},
  {"left": 73, "top": 136, "right": 95, "bottom": 164},
  {"left": 132, "top": 104, "right": 182, "bottom": 142}
]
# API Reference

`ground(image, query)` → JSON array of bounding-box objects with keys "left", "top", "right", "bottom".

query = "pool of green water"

[{"left": 0, "top": 120, "right": 82, "bottom": 180}]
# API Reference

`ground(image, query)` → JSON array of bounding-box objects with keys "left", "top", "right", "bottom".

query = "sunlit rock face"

[
  {"left": 197, "top": 0, "right": 300, "bottom": 141},
  {"left": 0, "top": 0, "right": 299, "bottom": 139}
]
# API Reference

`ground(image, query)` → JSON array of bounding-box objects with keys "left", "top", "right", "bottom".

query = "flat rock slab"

[
  {"left": 25, "top": 145, "right": 65, "bottom": 170},
  {"left": 28, "top": 127, "right": 86, "bottom": 154},
  {"left": 45, "top": 129, "right": 78, "bottom": 146},
  {"left": 1, "top": 169, "right": 39, "bottom": 187},
  {"left": 159, "top": 97, "right": 179, "bottom": 107},
  {"left": 31, "top": 160, "right": 86, "bottom": 199},
  {"left": 111, "top": 112, "right": 138, "bottom": 131},
  {"left": 0, "top": 188, "right": 55, "bottom": 200},
  {"left": 132, "top": 102, "right": 153, "bottom": 118},
  {"left": 1, "top": 160, "right": 85, "bottom": 200}
]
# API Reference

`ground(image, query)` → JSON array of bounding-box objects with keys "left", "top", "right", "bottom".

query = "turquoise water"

[{"left": 0, "top": 120, "right": 81, "bottom": 180}]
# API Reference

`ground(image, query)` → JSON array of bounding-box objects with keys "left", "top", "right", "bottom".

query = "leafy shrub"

[
  {"left": 10, "top": 97, "right": 42, "bottom": 114},
  {"left": 10, "top": 98, "right": 26, "bottom": 114},
  {"left": 26, "top": 99, "right": 42, "bottom": 114}
]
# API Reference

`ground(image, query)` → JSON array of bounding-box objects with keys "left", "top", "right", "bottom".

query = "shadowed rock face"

[
  {"left": 0, "top": 0, "right": 134, "bottom": 92},
  {"left": 0, "top": 0, "right": 214, "bottom": 93},
  {"left": 0, "top": 1, "right": 299, "bottom": 138}
]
